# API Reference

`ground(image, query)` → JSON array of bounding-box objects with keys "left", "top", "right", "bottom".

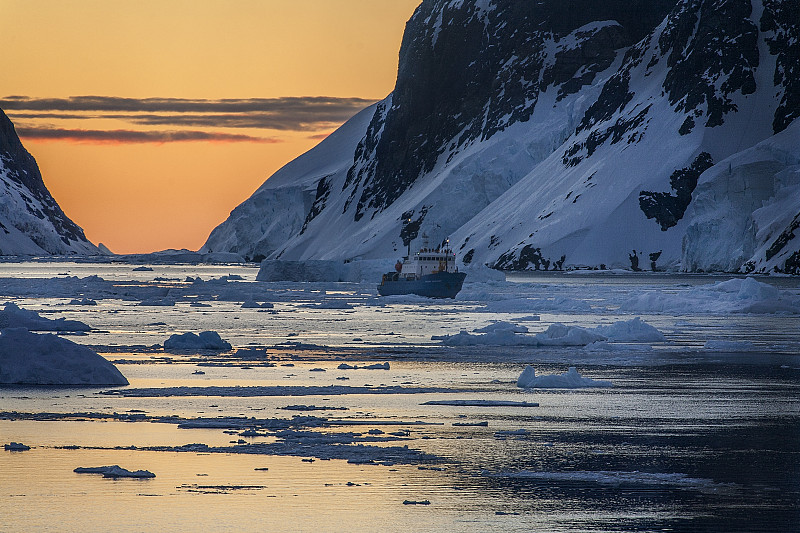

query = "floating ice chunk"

[
  {"left": 241, "top": 300, "right": 274, "bottom": 309},
  {"left": 0, "top": 328, "right": 128, "bottom": 385},
  {"left": 74, "top": 465, "right": 155, "bottom": 478},
  {"left": 4, "top": 442, "right": 31, "bottom": 451},
  {"left": 474, "top": 321, "right": 528, "bottom": 334},
  {"left": 163, "top": 331, "right": 232, "bottom": 351},
  {"left": 516, "top": 315, "right": 541, "bottom": 321},
  {"left": 304, "top": 301, "right": 354, "bottom": 309},
  {"left": 68, "top": 298, "right": 97, "bottom": 306},
  {"left": 132, "top": 266, "right": 154, "bottom": 271},
  {"left": 517, "top": 366, "right": 612, "bottom": 388},
  {"left": 363, "top": 362, "right": 390, "bottom": 370},
  {"left": 138, "top": 298, "right": 176, "bottom": 307},
  {"left": 0, "top": 302, "right": 90, "bottom": 331},
  {"left": 422, "top": 399, "right": 539, "bottom": 407},
  {"left": 620, "top": 277, "right": 799, "bottom": 315},
  {"left": 534, "top": 324, "right": 606, "bottom": 346},
  {"left": 593, "top": 317, "right": 665, "bottom": 342},
  {"left": 703, "top": 340, "right": 756, "bottom": 351}
]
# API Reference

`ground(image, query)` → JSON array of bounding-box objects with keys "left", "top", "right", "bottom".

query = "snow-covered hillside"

[
  {"left": 205, "top": 0, "right": 799, "bottom": 274},
  {"left": 0, "top": 109, "right": 98, "bottom": 255}
]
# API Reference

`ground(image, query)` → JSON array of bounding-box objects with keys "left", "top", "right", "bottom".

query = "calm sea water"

[{"left": 1, "top": 263, "right": 798, "bottom": 532}]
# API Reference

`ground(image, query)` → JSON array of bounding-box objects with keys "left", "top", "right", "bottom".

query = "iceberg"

[
  {"left": 0, "top": 302, "right": 90, "bottom": 331},
  {"left": 163, "top": 331, "right": 232, "bottom": 351},
  {"left": 517, "top": 366, "right": 612, "bottom": 388},
  {"left": 0, "top": 328, "right": 128, "bottom": 385}
]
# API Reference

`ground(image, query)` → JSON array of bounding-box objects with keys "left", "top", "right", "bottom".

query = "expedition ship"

[{"left": 378, "top": 240, "right": 466, "bottom": 298}]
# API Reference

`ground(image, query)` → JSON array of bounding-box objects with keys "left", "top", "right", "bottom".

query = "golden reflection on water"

[{"left": 1, "top": 436, "right": 475, "bottom": 533}]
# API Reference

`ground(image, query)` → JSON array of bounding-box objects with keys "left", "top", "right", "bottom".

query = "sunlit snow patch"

[{"left": 517, "top": 366, "right": 612, "bottom": 388}]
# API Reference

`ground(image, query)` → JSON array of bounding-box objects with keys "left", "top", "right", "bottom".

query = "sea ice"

[
  {"left": 74, "top": 465, "right": 155, "bottom": 478},
  {"left": 703, "top": 340, "right": 757, "bottom": 351},
  {"left": 435, "top": 318, "right": 663, "bottom": 346},
  {"left": 0, "top": 328, "right": 128, "bottom": 385},
  {"left": 517, "top": 366, "right": 612, "bottom": 388},
  {"left": 0, "top": 302, "right": 90, "bottom": 331},
  {"left": 4, "top": 442, "right": 31, "bottom": 451},
  {"left": 163, "top": 331, "right": 232, "bottom": 351},
  {"left": 620, "top": 277, "right": 799, "bottom": 315},
  {"left": 593, "top": 317, "right": 665, "bottom": 342}
]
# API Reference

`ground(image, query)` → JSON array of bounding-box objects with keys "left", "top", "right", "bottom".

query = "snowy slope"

[
  {"left": 0, "top": 109, "right": 98, "bottom": 255},
  {"left": 202, "top": 104, "right": 379, "bottom": 261},
  {"left": 205, "top": 0, "right": 799, "bottom": 274}
]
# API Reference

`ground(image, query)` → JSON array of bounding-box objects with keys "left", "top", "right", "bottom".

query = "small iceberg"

[
  {"left": 0, "top": 328, "right": 128, "bottom": 385},
  {"left": 0, "top": 302, "right": 90, "bottom": 331},
  {"left": 163, "top": 331, "right": 232, "bottom": 351},
  {"left": 4, "top": 442, "right": 31, "bottom": 451},
  {"left": 517, "top": 366, "right": 612, "bottom": 388},
  {"left": 74, "top": 465, "right": 155, "bottom": 478}
]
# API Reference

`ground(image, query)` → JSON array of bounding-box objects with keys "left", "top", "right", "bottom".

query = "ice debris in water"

[
  {"left": 241, "top": 300, "right": 274, "bottom": 309},
  {"left": 163, "top": 331, "right": 232, "bottom": 351},
  {"left": 0, "top": 302, "right": 90, "bottom": 331},
  {"left": 4, "top": 442, "right": 31, "bottom": 451},
  {"left": 337, "top": 362, "right": 390, "bottom": 370},
  {"left": 434, "top": 318, "right": 663, "bottom": 346},
  {"left": 74, "top": 465, "right": 155, "bottom": 478},
  {"left": 68, "top": 298, "right": 97, "bottom": 306},
  {"left": 517, "top": 366, "right": 612, "bottom": 388},
  {"left": 0, "top": 328, "right": 128, "bottom": 385},
  {"left": 620, "top": 277, "right": 799, "bottom": 315},
  {"left": 703, "top": 340, "right": 757, "bottom": 351}
]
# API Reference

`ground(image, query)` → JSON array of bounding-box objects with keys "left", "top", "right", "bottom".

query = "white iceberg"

[
  {"left": 593, "top": 317, "right": 665, "bottom": 342},
  {"left": 0, "top": 302, "right": 90, "bottom": 331},
  {"left": 517, "top": 366, "right": 612, "bottom": 388},
  {"left": 0, "top": 328, "right": 128, "bottom": 385},
  {"left": 163, "top": 331, "right": 232, "bottom": 351}
]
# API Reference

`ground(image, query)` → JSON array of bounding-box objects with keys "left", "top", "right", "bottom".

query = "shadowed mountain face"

[
  {"left": 205, "top": 0, "right": 799, "bottom": 275},
  {"left": 0, "top": 109, "right": 97, "bottom": 255},
  {"left": 343, "top": 0, "right": 677, "bottom": 222}
]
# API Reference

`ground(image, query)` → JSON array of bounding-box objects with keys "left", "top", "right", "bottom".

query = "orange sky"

[{"left": 2, "top": 0, "right": 421, "bottom": 253}]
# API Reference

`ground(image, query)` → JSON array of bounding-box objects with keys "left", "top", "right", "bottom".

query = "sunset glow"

[{"left": 2, "top": 0, "right": 420, "bottom": 253}]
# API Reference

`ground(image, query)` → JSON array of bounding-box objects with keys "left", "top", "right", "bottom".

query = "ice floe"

[
  {"left": 163, "top": 331, "right": 232, "bottom": 351},
  {"left": 0, "top": 328, "right": 128, "bottom": 385},
  {"left": 516, "top": 366, "right": 612, "bottom": 388},
  {"left": 74, "top": 465, "right": 155, "bottom": 478},
  {"left": 4, "top": 442, "right": 31, "bottom": 451},
  {"left": 703, "top": 340, "right": 757, "bottom": 351},
  {"left": 435, "top": 318, "right": 663, "bottom": 347},
  {"left": 422, "top": 399, "right": 539, "bottom": 407},
  {"left": 620, "top": 277, "right": 800, "bottom": 315},
  {"left": 0, "top": 302, "right": 90, "bottom": 331}
]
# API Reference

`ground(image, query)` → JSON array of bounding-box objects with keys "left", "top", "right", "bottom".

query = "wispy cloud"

[
  {"left": 3, "top": 96, "right": 375, "bottom": 131},
  {"left": 15, "top": 126, "right": 280, "bottom": 144}
]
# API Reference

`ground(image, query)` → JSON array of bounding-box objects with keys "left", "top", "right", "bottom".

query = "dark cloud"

[
  {"left": 2, "top": 96, "right": 375, "bottom": 131},
  {"left": 15, "top": 126, "right": 280, "bottom": 144}
]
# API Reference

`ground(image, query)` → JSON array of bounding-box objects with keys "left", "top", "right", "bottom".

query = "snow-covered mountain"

[
  {"left": 204, "top": 0, "right": 800, "bottom": 274},
  {"left": 0, "top": 109, "right": 97, "bottom": 255}
]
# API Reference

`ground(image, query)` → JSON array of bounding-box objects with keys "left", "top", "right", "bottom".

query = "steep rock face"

[
  {"left": 342, "top": 0, "right": 676, "bottom": 223},
  {"left": 0, "top": 109, "right": 97, "bottom": 255},
  {"left": 206, "top": 0, "right": 799, "bottom": 273},
  {"left": 456, "top": 0, "right": 799, "bottom": 272}
]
